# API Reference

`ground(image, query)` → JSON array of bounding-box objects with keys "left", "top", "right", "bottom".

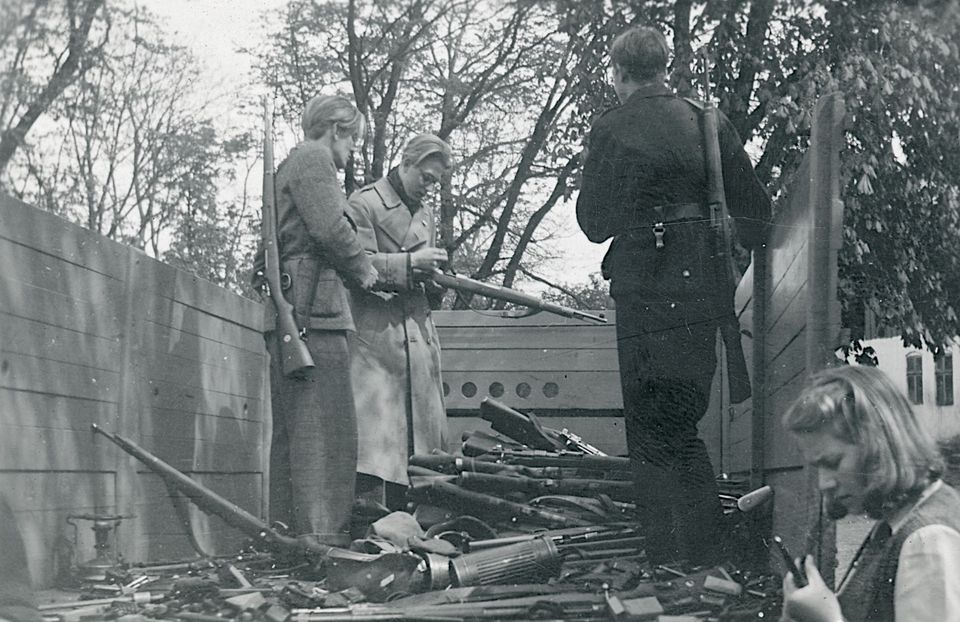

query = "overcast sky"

[{"left": 139, "top": 0, "right": 608, "bottom": 287}]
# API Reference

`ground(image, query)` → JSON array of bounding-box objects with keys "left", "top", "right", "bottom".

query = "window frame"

[
  {"left": 906, "top": 353, "right": 924, "bottom": 405},
  {"left": 935, "top": 352, "right": 954, "bottom": 406}
]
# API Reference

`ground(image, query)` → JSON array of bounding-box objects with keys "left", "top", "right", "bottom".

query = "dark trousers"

[
  {"left": 267, "top": 330, "right": 357, "bottom": 544},
  {"left": 614, "top": 296, "right": 724, "bottom": 565}
]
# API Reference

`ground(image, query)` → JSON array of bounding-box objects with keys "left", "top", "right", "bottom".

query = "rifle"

[
  {"left": 410, "top": 478, "right": 591, "bottom": 528},
  {"left": 465, "top": 524, "right": 639, "bottom": 551},
  {"left": 698, "top": 53, "right": 752, "bottom": 404},
  {"left": 422, "top": 269, "right": 607, "bottom": 324},
  {"left": 455, "top": 471, "right": 636, "bottom": 502},
  {"left": 261, "top": 99, "right": 314, "bottom": 378},
  {"left": 91, "top": 423, "right": 428, "bottom": 601},
  {"left": 91, "top": 424, "right": 313, "bottom": 555},
  {"left": 476, "top": 450, "right": 631, "bottom": 472},
  {"left": 410, "top": 454, "right": 606, "bottom": 480}
]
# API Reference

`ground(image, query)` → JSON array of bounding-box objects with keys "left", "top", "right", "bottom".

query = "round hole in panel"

[
  {"left": 516, "top": 382, "right": 532, "bottom": 398},
  {"left": 543, "top": 382, "right": 559, "bottom": 398},
  {"left": 489, "top": 382, "right": 504, "bottom": 398},
  {"left": 461, "top": 382, "right": 477, "bottom": 398},
  {"left": 442, "top": 382, "right": 450, "bottom": 397}
]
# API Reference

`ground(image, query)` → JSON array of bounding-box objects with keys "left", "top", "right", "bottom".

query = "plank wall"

[
  {"left": 720, "top": 92, "right": 847, "bottom": 580},
  {"left": 0, "top": 196, "right": 270, "bottom": 586},
  {"left": 434, "top": 310, "right": 627, "bottom": 455}
]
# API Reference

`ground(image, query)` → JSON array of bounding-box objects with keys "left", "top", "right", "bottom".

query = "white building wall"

[{"left": 866, "top": 337, "right": 960, "bottom": 440}]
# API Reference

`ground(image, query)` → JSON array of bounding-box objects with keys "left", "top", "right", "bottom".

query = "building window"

[
  {"left": 906, "top": 353, "right": 923, "bottom": 405},
  {"left": 936, "top": 353, "right": 954, "bottom": 406}
]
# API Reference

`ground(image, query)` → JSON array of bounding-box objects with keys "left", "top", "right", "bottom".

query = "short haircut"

[
  {"left": 301, "top": 94, "right": 365, "bottom": 141},
  {"left": 783, "top": 365, "right": 944, "bottom": 518},
  {"left": 610, "top": 26, "right": 670, "bottom": 82},
  {"left": 401, "top": 133, "right": 454, "bottom": 170}
]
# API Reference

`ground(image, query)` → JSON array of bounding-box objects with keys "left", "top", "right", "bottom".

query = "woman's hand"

[{"left": 782, "top": 556, "right": 844, "bottom": 622}]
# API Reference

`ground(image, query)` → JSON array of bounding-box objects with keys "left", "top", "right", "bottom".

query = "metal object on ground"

[
  {"left": 66, "top": 513, "right": 130, "bottom": 582},
  {"left": 418, "top": 552, "right": 452, "bottom": 590},
  {"left": 449, "top": 536, "right": 561, "bottom": 587}
]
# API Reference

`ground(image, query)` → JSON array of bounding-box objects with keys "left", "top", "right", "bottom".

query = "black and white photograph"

[{"left": 2, "top": 1, "right": 959, "bottom": 620}]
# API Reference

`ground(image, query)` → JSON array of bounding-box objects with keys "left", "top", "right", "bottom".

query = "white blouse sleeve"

[{"left": 894, "top": 524, "right": 960, "bottom": 621}]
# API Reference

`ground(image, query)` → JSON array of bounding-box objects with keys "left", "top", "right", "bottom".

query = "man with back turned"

[{"left": 576, "top": 25, "right": 771, "bottom": 565}]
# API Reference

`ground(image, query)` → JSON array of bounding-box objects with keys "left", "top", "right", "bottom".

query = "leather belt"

[
  {"left": 624, "top": 202, "right": 706, "bottom": 233},
  {"left": 652, "top": 202, "right": 705, "bottom": 222}
]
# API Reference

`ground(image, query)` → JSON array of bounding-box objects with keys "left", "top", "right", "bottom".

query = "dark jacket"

[
  {"left": 262, "top": 140, "right": 375, "bottom": 332},
  {"left": 576, "top": 82, "right": 771, "bottom": 302}
]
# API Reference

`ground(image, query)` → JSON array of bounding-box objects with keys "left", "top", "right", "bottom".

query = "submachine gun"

[{"left": 260, "top": 99, "right": 314, "bottom": 377}]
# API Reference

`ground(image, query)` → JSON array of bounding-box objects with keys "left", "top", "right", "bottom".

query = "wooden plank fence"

[{"left": 0, "top": 195, "right": 270, "bottom": 586}]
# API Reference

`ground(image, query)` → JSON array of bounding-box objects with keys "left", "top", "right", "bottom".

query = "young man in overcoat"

[{"left": 347, "top": 134, "right": 452, "bottom": 508}]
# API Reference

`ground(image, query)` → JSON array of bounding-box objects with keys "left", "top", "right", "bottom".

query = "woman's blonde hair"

[
  {"left": 783, "top": 365, "right": 943, "bottom": 518},
  {"left": 301, "top": 94, "right": 365, "bottom": 141}
]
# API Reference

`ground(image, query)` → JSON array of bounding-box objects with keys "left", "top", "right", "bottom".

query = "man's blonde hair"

[{"left": 401, "top": 133, "right": 453, "bottom": 169}]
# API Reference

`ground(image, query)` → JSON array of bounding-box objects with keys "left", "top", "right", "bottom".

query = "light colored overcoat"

[{"left": 347, "top": 177, "right": 448, "bottom": 485}]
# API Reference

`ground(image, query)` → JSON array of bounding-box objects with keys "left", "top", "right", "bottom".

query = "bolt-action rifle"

[
  {"left": 261, "top": 99, "right": 314, "bottom": 377},
  {"left": 455, "top": 471, "right": 636, "bottom": 502},
  {"left": 420, "top": 268, "right": 607, "bottom": 324},
  {"left": 91, "top": 424, "right": 427, "bottom": 601},
  {"left": 476, "top": 450, "right": 631, "bottom": 472},
  {"left": 91, "top": 423, "right": 310, "bottom": 555},
  {"left": 698, "top": 53, "right": 752, "bottom": 404},
  {"left": 409, "top": 453, "right": 625, "bottom": 480}
]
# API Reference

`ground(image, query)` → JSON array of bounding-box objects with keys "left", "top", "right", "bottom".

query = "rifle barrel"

[
  {"left": 91, "top": 423, "right": 306, "bottom": 554},
  {"left": 428, "top": 270, "right": 607, "bottom": 324}
]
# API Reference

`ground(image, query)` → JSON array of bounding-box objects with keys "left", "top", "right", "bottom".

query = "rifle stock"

[
  {"left": 425, "top": 269, "right": 607, "bottom": 324},
  {"left": 262, "top": 99, "right": 314, "bottom": 378}
]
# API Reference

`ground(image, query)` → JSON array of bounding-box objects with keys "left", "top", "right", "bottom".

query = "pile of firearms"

[{"left": 53, "top": 409, "right": 782, "bottom": 621}]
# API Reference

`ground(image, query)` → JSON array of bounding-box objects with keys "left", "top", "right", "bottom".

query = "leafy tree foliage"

[
  {"left": 5, "top": 0, "right": 959, "bottom": 347},
  {"left": 3, "top": 1, "right": 259, "bottom": 294},
  {"left": 822, "top": 1, "right": 960, "bottom": 349},
  {"left": 0, "top": 0, "right": 106, "bottom": 175},
  {"left": 541, "top": 272, "right": 612, "bottom": 311}
]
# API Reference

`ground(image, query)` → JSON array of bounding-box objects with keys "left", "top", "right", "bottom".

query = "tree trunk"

[{"left": 0, "top": 0, "right": 104, "bottom": 175}]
